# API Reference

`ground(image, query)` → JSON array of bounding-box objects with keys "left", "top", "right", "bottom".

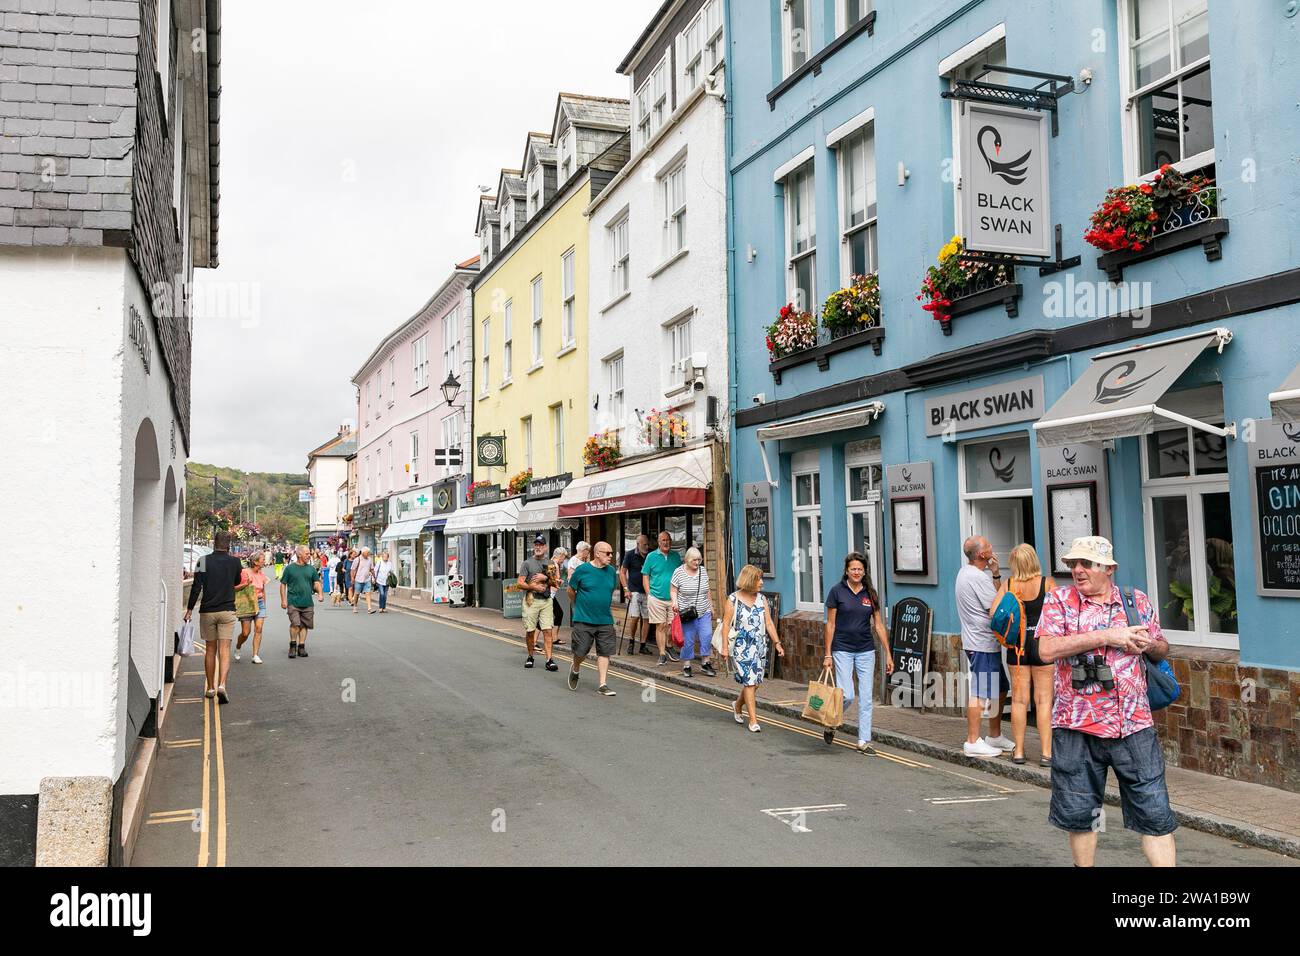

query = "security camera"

[{"left": 752, "top": 392, "right": 767, "bottom": 405}]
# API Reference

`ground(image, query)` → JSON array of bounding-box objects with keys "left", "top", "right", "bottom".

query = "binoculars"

[{"left": 1071, "top": 655, "right": 1115, "bottom": 692}]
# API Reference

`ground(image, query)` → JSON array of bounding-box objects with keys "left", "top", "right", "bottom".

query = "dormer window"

[
  {"left": 501, "top": 198, "right": 514, "bottom": 244},
  {"left": 527, "top": 167, "right": 542, "bottom": 217},
  {"left": 558, "top": 130, "right": 574, "bottom": 182},
  {"left": 480, "top": 226, "right": 491, "bottom": 266}
]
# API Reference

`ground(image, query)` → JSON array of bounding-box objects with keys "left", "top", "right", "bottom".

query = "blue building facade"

[{"left": 725, "top": 0, "right": 1300, "bottom": 788}]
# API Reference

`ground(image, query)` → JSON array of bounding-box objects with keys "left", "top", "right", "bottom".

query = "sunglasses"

[{"left": 1065, "top": 558, "right": 1101, "bottom": 571}]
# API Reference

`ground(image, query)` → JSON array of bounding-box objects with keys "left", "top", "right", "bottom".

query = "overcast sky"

[{"left": 190, "top": 0, "right": 663, "bottom": 473}]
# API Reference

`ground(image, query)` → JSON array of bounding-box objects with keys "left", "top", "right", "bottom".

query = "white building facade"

[
  {"left": 0, "top": 0, "right": 222, "bottom": 865},
  {"left": 306, "top": 427, "right": 356, "bottom": 549},
  {"left": 586, "top": 0, "right": 728, "bottom": 456}
]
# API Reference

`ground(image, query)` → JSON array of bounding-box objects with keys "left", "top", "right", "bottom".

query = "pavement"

[
  {"left": 387, "top": 594, "right": 1300, "bottom": 860},
  {"left": 130, "top": 591, "right": 1296, "bottom": 866}
]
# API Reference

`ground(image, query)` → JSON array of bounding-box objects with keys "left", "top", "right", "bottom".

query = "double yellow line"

[{"left": 197, "top": 693, "right": 228, "bottom": 867}]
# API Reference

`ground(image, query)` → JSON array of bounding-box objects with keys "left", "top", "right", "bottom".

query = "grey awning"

[
  {"left": 1034, "top": 328, "right": 1234, "bottom": 447},
  {"left": 755, "top": 401, "right": 884, "bottom": 486},
  {"left": 1269, "top": 364, "right": 1300, "bottom": 423},
  {"left": 516, "top": 499, "right": 580, "bottom": 532}
]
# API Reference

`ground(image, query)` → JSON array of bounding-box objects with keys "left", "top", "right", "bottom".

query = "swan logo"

[
  {"left": 989, "top": 447, "right": 1016, "bottom": 483},
  {"left": 1062, "top": 447, "right": 1078, "bottom": 465},
  {"left": 976, "top": 125, "right": 1031, "bottom": 185},
  {"left": 1092, "top": 360, "right": 1165, "bottom": 405},
  {"left": 1283, "top": 422, "right": 1300, "bottom": 443},
  {"left": 901, "top": 467, "right": 913, "bottom": 483}
]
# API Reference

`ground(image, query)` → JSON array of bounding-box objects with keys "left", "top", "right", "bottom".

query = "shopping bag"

[
  {"left": 670, "top": 612, "right": 685, "bottom": 648},
  {"left": 234, "top": 583, "right": 258, "bottom": 619},
  {"left": 801, "top": 667, "right": 844, "bottom": 728},
  {"left": 711, "top": 619, "right": 724, "bottom": 655},
  {"left": 177, "top": 620, "right": 196, "bottom": 656}
]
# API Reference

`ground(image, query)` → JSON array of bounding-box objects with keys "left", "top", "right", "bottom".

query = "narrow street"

[{"left": 133, "top": 602, "right": 1293, "bottom": 867}]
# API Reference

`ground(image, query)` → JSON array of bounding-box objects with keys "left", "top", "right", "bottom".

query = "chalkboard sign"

[
  {"left": 888, "top": 597, "right": 932, "bottom": 708},
  {"left": 503, "top": 583, "right": 524, "bottom": 619},
  {"left": 1256, "top": 462, "right": 1300, "bottom": 592},
  {"left": 743, "top": 482, "right": 773, "bottom": 576},
  {"left": 1247, "top": 420, "right": 1300, "bottom": 598}
]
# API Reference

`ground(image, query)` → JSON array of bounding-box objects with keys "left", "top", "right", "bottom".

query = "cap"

[
  {"left": 534, "top": 534, "right": 546, "bottom": 544},
  {"left": 1061, "top": 536, "right": 1118, "bottom": 567}
]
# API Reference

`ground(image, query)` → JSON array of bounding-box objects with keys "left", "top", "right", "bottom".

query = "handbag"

[
  {"left": 670, "top": 611, "right": 685, "bottom": 648},
  {"left": 678, "top": 570, "right": 703, "bottom": 623},
  {"left": 802, "top": 667, "right": 844, "bottom": 729},
  {"left": 711, "top": 619, "right": 724, "bottom": 655},
  {"left": 386, "top": 571, "right": 397, "bottom": 588},
  {"left": 234, "top": 582, "right": 258, "bottom": 619},
  {"left": 177, "top": 620, "right": 196, "bottom": 656}
]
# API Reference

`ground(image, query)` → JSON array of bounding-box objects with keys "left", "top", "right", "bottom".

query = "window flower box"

[
  {"left": 1086, "top": 165, "right": 1226, "bottom": 282},
  {"left": 507, "top": 468, "right": 533, "bottom": 497},
  {"left": 582, "top": 432, "right": 621, "bottom": 472},
  {"left": 642, "top": 408, "right": 689, "bottom": 449},
  {"left": 768, "top": 277, "right": 886, "bottom": 382},
  {"left": 917, "top": 236, "right": 1016, "bottom": 335},
  {"left": 765, "top": 303, "right": 818, "bottom": 362}
]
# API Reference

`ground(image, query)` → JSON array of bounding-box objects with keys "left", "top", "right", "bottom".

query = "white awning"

[
  {"left": 516, "top": 499, "right": 580, "bottom": 532},
  {"left": 1034, "top": 328, "right": 1235, "bottom": 447},
  {"left": 379, "top": 517, "right": 428, "bottom": 541},
  {"left": 442, "top": 498, "right": 522, "bottom": 535},
  {"left": 755, "top": 401, "right": 885, "bottom": 487},
  {"left": 557, "top": 445, "right": 712, "bottom": 519},
  {"left": 1269, "top": 363, "right": 1300, "bottom": 423}
]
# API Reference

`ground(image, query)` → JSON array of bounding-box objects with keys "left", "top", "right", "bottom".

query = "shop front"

[
  {"left": 442, "top": 484, "right": 521, "bottom": 611},
  {"left": 381, "top": 485, "right": 439, "bottom": 594},
  {"left": 419, "top": 478, "right": 463, "bottom": 602},
  {"left": 516, "top": 473, "right": 579, "bottom": 554},
  {"left": 352, "top": 497, "right": 386, "bottom": 555},
  {"left": 557, "top": 443, "right": 725, "bottom": 618}
]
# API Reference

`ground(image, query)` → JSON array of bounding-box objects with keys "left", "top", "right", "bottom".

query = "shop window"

[
  {"left": 792, "top": 450, "right": 824, "bottom": 610},
  {"left": 1141, "top": 387, "right": 1236, "bottom": 649}
]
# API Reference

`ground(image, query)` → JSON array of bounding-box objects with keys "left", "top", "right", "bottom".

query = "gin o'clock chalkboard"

[
  {"left": 1248, "top": 420, "right": 1300, "bottom": 598},
  {"left": 888, "top": 597, "right": 932, "bottom": 708}
]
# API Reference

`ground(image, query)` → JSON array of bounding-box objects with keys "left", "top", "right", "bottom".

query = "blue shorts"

[
  {"left": 965, "top": 650, "right": 1010, "bottom": 701},
  {"left": 1048, "top": 726, "right": 1178, "bottom": 836},
  {"left": 256, "top": 597, "right": 267, "bottom": 620},
  {"left": 359, "top": 581, "right": 373, "bottom": 593}
]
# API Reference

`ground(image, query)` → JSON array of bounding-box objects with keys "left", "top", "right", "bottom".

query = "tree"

[{"left": 259, "top": 512, "right": 296, "bottom": 545}]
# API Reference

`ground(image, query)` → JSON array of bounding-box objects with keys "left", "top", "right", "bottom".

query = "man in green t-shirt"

[
  {"left": 280, "top": 545, "right": 322, "bottom": 659},
  {"left": 566, "top": 541, "right": 619, "bottom": 697},
  {"left": 640, "top": 531, "right": 683, "bottom": 666}
]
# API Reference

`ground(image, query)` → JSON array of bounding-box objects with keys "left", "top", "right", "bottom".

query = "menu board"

[
  {"left": 743, "top": 482, "right": 773, "bottom": 576},
  {"left": 1256, "top": 463, "right": 1300, "bottom": 592},
  {"left": 1048, "top": 482, "right": 1099, "bottom": 573},
  {"left": 1247, "top": 420, "right": 1300, "bottom": 598},
  {"left": 891, "top": 498, "right": 927, "bottom": 574},
  {"left": 888, "top": 598, "right": 932, "bottom": 708}
]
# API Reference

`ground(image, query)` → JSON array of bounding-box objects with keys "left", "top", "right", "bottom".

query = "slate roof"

[
  {"left": 554, "top": 93, "right": 630, "bottom": 134},
  {"left": 499, "top": 169, "right": 525, "bottom": 200},
  {"left": 525, "top": 132, "right": 557, "bottom": 169}
]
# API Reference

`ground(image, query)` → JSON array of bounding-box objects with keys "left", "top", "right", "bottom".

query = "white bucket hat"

[{"left": 1061, "top": 536, "right": 1118, "bottom": 567}]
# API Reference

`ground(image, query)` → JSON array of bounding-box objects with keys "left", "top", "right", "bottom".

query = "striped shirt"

[{"left": 670, "top": 566, "right": 712, "bottom": 616}]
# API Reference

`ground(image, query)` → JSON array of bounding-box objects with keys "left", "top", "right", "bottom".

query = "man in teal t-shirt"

[
  {"left": 279, "top": 545, "right": 322, "bottom": 659},
  {"left": 640, "top": 531, "right": 683, "bottom": 665},
  {"left": 567, "top": 541, "right": 619, "bottom": 697}
]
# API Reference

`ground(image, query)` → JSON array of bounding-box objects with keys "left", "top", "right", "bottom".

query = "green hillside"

[{"left": 185, "top": 461, "right": 311, "bottom": 544}]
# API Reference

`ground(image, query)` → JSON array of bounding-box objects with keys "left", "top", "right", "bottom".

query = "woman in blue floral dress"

[{"left": 720, "top": 564, "right": 785, "bottom": 732}]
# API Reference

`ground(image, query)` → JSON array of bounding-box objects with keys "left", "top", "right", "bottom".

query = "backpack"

[
  {"left": 991, "top": 588, "right": 1026, "bottom": 663},
  {"left": 1119, "top": 586, "right": 1180, "bottom": 710}
]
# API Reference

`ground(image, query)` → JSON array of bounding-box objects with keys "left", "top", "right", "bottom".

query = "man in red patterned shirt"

[{"left": 1037, "top": 536, "right": 1176, "bottom": 867}]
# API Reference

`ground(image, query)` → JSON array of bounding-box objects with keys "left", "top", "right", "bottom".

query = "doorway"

[{"left": 960, "top": 433, "right": 1035, "bottom": 569}]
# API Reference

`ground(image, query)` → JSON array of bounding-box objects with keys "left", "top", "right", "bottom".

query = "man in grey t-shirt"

[
  {"left": 518, "top": 535, "right": 560, "bottom": 672},
  {"left": 955, "top": 536, "right": 1013, "bottom": 758}
]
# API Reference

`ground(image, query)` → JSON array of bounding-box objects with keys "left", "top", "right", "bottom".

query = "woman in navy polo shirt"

[{"left": 821, "top": 552, "right": 893, "bottom": 752}]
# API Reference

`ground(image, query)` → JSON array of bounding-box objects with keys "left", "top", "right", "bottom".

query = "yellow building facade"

[{"left": 471, "top": 176, "right": 592, "bottom": 489}]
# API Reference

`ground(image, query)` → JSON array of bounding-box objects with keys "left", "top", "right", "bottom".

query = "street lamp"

[{"left": 440, "top": 372, "right": 462, "bottom": 406}]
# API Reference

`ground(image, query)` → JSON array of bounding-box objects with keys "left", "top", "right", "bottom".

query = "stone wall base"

[{"left": 36, "top": 776, "right": 112, "bottom": 867}]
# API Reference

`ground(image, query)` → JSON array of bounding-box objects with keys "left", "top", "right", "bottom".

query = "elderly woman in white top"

[
  {"left": 552, "top": 547, "right": 570, "bottom": 645},
  {"left": 670, "top": 547, "right": 716, "bottom": 678},
  {"left": 566, "top": 541, "right": 590, "bottom": 578},
  {"left": 373, "top": 549, "right": 395, "bottom": 614}
]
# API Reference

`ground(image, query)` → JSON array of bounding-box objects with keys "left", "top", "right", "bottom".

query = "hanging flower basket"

[
  {"left": 822, "top": 273, "right": 881, "bottom": 339},
  {"left": 583, "top": 432, "right": 622, "bottom": 471},
  {"left": 205, "top": 508, "right": 234, "bottom": 531},
  {"left": 642, "top": 408, "right": 689, "bottom": 448},
  {"left": 764, "top": 303, "right": 818, "bottom": 360},
  {"left": 507, "top": 468, "right": 533, "bottom": 497}
]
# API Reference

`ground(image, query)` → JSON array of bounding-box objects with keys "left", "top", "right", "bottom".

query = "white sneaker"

[
  {"left": 984, "top": 735, "right": 1016, "bottom": 752},
  {"left": 251, "top": 655, "right": 263, "bottom": 665},
  {"left": 963, "top": 738, "right": 1002, "bottom": 757},
  {"left": 234, "top": 649, "right": 241, "bottom": 661}
]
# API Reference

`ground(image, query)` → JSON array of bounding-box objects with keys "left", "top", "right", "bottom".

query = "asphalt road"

[{"left": 133, "top": 596, "right": 1295, "bottom": 867}]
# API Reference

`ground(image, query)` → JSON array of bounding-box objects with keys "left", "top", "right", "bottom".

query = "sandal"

[
  {"left": 1040, "top": 756, "right": 1052, "bottom": 768},
  {"left": 1012, "top": 755, "right": 1026, "bottom": 765}
]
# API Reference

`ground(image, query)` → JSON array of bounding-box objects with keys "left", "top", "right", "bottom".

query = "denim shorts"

[
  {"left": 1048, "top": 726, "right": 1178, "bottom": 837},
  {"left": 965, "top": 650, "right": 1010, "bottom": 701},
  {"left": 256, "top": 597, "right": 267, "bottom": 620}
]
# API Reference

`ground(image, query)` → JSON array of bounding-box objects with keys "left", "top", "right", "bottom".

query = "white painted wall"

[
  {"left": 0, "top": 246, "right": 185, "bottom": 794},
  {"left": 308, "top": 454, "right": 349, "bottom": 531},
  {"left": 586, "top": 83, "right": 729, "bottom": 453}
]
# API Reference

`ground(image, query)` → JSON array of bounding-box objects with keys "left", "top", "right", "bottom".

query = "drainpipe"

[{"left": 723, "top": 15, "right": 739, "bottom": 593}]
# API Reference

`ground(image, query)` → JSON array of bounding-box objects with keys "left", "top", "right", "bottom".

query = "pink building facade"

[{"left": 350, "top": 258, "right": 478, "bottom": 593}]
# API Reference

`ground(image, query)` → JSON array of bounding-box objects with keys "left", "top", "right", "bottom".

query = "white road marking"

[
  {"left": 761, "top": 803, "right": 848, "bottom": 833},
  {"left": 925, "top": 796, "right": 1010, "bottom": 805}
]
